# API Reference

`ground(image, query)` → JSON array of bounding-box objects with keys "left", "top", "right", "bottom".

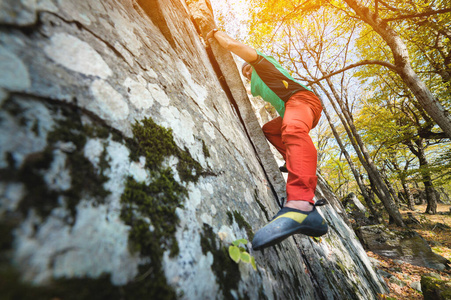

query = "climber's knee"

[
  {"left": 281, "top": 121, "right": 310, "bottom": 137},
  {"left": 262, "top": 117, "right": 282, "bottom": 137}
]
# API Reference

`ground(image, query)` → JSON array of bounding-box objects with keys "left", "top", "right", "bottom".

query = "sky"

[{"left": 209, "top": 0, "right": 250, "bottom": 40}]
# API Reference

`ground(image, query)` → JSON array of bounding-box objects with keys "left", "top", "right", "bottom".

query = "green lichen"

[
  {"left": 122, "top": 116, "right": 204, "bottom": 256},
  {"left": 421, "top": 276, "right": 451, "bottom": 300},
  {"left": 226, "top": 211, "right": 234, "bottom": 224},
  {"left": 233, "top": 211, "right": 254, "bottom": 241},
  {"left": 117, "top": 117, "right": 206, "bottom": 298},
  {"left": 15, "top": 105, "right": 111, "bottom": 222},
  {"left": 200, "top": 224, "right": 242, "bottom": 300},
  {"left": 201, "top": 139, "right": 210, "bottom": 158},
  {"left": 129, "top": 118, "right": 177, "bottom": 168},
  {"left": 0, "top": 265, "right": 180, "bottom": 300},
  {"left": 1, "top": 107, "right": 206, "bottom": 297},
  {"left": 120, "top": 170, "right": 186, "bottom": 258},
  {"left": 226, "top": 210, "right": 255, "bottom": 241},
  {"left": 336, "top": 260, "right": 347, "bottom": 275},
  {"left": 16, "top": 148, "right": 59, "bottom": 219},
  {"left": 1, "top": 210, "right": 177, "bottom": 300},
  {"left": 254, "top": 189, "right": 270, "bottom": 221},
  {"left": 118, "top": 171, "right": 185, "bottom": 298},
  {"left": 129, "top": 117, "right": 202, "bottom": 183},
  {"left": 64, "top": 144, "right": 110, "bottom": 218}
]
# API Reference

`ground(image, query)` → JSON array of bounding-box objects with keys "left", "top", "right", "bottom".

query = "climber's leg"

[
  {"left": 262, "top": 116, "right": 286, "bottom": 160},
  {"left": 252, "top": 91, "right": 327, "bottom": 251},
  {"left": 282, "top": 92, "right": 320, "bottom": 205}
]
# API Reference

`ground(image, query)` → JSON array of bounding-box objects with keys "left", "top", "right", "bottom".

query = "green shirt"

[{"left": 250, "top": 51, "right": 311, "bottom": 118}]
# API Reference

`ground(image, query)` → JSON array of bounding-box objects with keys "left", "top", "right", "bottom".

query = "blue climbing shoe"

[{"left": 252, "top": 199, "right": 328, "bottom": 251}]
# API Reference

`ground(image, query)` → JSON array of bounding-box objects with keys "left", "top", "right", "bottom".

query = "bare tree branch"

[
  {"left": 384, "top": 8, "right": 451, "bottom": 22},
  {"left": 418, "top": 130, "right": 449, "bottom": 140},
  {"left": 267, "top": 0, "right": 314, "bottom": 45},
  {"left": 305, "top": 59, "right": 398, "bottom": 86},
  {"left": 377, "top": 0, "right": 403, "bottom": 13}
]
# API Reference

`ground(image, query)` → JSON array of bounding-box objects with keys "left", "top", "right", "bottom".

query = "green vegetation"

[
  {"left": 2, "top": 101, "right": 111, "bottom": 222},
  {"left": 120, "top": 172, "right": 186, "bottom": 257},
  {"left": 200, "top": 224, "right": 241, "bottom": 300},
  {"left": 226, "top": 209, "right": 255, "bottom": 240},
  {"left": 129, "top": 117, "right": 203, "bottom": 182},
  {"left": 0, "top": 101, "right": 208, "bottom": 298},
  {"left": 228, "top": 238, "right": 257, "bottom": 270},
  {"left": 118, "top": 117, "right": 206, "bottom": 298},
  {"left": 0, "top": 105, "right": 191, "bottom": 298},
  {"left": 232, "top": 210, "right": 254, "bottom": 240},
  {"left": 223, "top": 0, "right": 451, "bottom": 219},
  {"left": 201, "top": 139, "right": 210, "bottom": 158},
  {"left": 421, "top": 276, "right": 451, "bottom": 299}
]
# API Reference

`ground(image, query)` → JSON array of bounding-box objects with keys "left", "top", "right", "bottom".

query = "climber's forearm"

[{"left": 207, "top": 30, "right": 258, "bottom": 63}]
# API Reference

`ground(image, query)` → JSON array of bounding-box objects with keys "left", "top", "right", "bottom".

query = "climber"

[{"left": 206, "top": 29, "right": 328, "bottom": 251}]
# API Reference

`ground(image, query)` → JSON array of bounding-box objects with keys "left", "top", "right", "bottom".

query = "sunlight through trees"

[{"left": 211, "top": 0, "right": 451, "bottom": 219}]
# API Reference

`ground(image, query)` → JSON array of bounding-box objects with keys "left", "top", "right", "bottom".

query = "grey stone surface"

[
  {"left": 377, "top": 270, "right": 393, "bottom": 279},
  {"left": 410, "top": 281, "right": 422, "bottom": 292},
  {"left": 389, "top": 276, "right": 407, "bottom": 287},
  {"left": 0, "top": 0, "right": 388, "bottom": 298},
  {"left": 368, "top": 257, "right": 382, "bottom": 268},
  {"left": 358, "top": 224, "right": 450, "bottom": 271}
]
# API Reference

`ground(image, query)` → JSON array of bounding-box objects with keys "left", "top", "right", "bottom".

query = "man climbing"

[{"left": 207, "top": 29, "right": 328, "bottom": 251}]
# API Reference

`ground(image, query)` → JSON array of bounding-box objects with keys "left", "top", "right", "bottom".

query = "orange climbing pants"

[{"left": 262, "top": 91, "right": 322, "bottom": 204}]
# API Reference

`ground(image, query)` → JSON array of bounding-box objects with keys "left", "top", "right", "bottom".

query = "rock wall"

[{"left": 0, "top": 0, "right": 387, "bottom": 299}]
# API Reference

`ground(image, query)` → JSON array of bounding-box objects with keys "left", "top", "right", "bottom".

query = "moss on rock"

[
  {"left": 200, "top": 223, "right": 242, "bottom": 300},
  {"left": 0, "top": 264, "right": 179, "bottom": 300},
  {"left": 117, "top": 117, "right": 206, "bottom": 298},
  {"left": 129, "top": 117, "right": 202, "bottom": 183},
  {"left": 201, "top": 139, "right": 210, "bottom": 158},
  {"left": 120, "top": 170, "right": 186, "bottom": 258},
  {"left": 421, "top": 276, "right": 451, "bottom": 300},
  {"left": 2, "top": 102, "right": 111, "bottom": 222},
  {"left": 232, "top": 210, "right": 254, "bottom": 241},
  {"left": 1, "top": 103, "right": 206, "bottom": 297},
  {"left": 254, "top": 190, "right": 270, "bottom": 221}
]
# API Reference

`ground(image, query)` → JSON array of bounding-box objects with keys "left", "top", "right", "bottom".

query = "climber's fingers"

[{"left": 205, "top": 28, "right": 218, "bottom": 42}]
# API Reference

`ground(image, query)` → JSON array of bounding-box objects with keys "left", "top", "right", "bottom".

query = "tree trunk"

[
  {"left": 424, "top": 181, "right": 438, "bottom": 214},
  {"left": 366, "top": 175, "right": 384, "bottom": 224},
  {"left": 401, "top": 179, "right": 415, "bottom": 210},
  {"left": 342, "top": 0, "right": 451, "bottom": 139},
  {"left": 316, "top": 79, "right": 405, "bottom": 227},
  {"left": 315, "top": 89, "right": 380, "bottom": 221},
  {"left": 417, "top": 153, "right": 438, "bottom": 215},
  {"left": 397, "top": 161, "right": 416, "bottom": 210},
  {"left": 384, "top": 176, "right": 401, "bottom": 207},
  {"left": 406, "top": 139, "right": 438, "bottom": 214},
  {"left": 401, "top": 160, "right": 415, "bottom": 210}
]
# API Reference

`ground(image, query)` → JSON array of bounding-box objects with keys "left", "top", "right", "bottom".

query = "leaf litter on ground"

[{"left": 370, "top": 203, "right": 451, "bottom": 300}]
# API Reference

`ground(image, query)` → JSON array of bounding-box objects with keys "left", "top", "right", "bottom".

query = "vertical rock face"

[{"left": 0, "top": 0, "right": 387, "bottom": 299}]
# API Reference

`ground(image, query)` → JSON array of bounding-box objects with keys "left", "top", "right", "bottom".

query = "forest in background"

[{"left": 211, "top": 0, "right": 451, "bottom": 226}]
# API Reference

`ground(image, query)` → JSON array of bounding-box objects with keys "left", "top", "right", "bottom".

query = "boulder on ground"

[
  {"left": 357, "top": 225, "right": 450, "bottom": 271},
  {"left": 421, "top": 275, "right": 451, "bottom": 300},
  {"left": 342, "top": 192, "right": 378, "bottom": 226}
]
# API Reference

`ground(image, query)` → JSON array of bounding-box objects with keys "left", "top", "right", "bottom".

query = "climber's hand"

[{"left": 206, "top": 28, "right": 218, "bottom": 41}]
